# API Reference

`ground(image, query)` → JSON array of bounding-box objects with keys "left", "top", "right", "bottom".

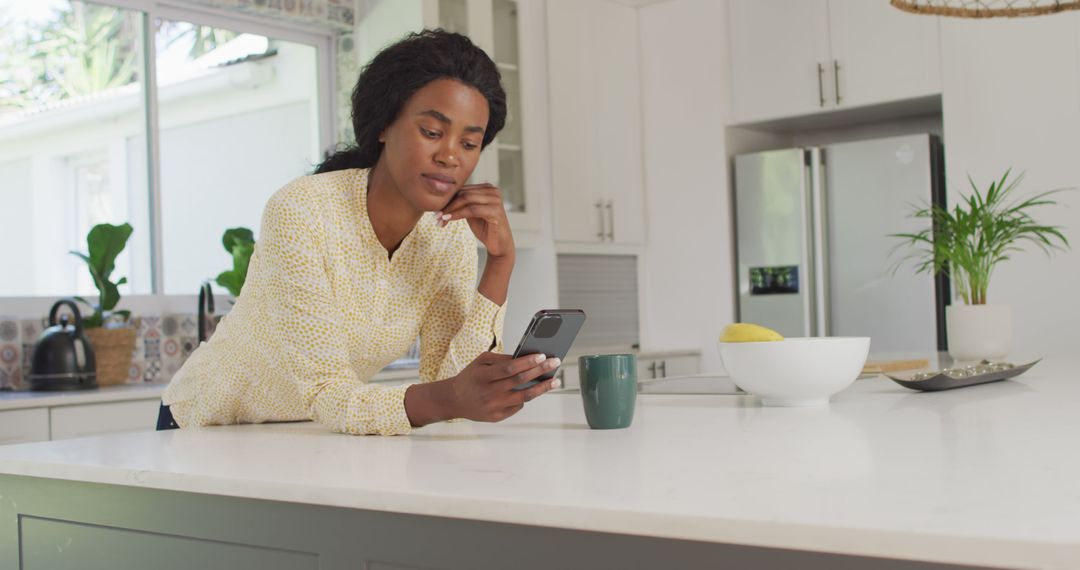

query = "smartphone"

[{"left": 510, "top": 309, "right": 587, "bottom": 392}]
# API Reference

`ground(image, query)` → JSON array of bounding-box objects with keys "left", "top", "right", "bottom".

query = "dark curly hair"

[{"left": 315, "top": 29, "right": 507, "bottom": 174}]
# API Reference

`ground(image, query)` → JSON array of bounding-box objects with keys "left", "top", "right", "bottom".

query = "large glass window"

[
  {"left": 0, "top": 0, "right": 151, "bottom": 296},
  {"left": 0, "top": 0, "right": 330, "bottom": 299},
  {"left": 154, "top": 20, "right": 321, "bottom": 294}
]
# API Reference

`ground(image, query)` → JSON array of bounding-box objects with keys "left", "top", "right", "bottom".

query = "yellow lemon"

[{"left": 719, "top": 323, "right": 784, "bottom": 343}]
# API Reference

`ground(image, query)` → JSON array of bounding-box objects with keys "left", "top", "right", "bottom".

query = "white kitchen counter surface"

[
  {"left": 0, "top": 356, "right": 1077, "bottom": 568},
  {"left": 0, "top": 383, "right": 167, "bottom": 411}
]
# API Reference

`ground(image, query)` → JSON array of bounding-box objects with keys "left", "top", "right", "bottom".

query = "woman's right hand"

[{"left": 448, "top": 352, "right": 562, "bottom": 422}]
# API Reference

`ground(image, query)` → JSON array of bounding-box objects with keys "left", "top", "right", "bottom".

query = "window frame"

[{"left": 0, "top": 0, "right": 339, "bottom": 319}]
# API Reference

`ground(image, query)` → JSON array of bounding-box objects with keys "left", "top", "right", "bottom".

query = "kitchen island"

[{"left": 0, "top": 356, "right": 1077, "bottom": 569}]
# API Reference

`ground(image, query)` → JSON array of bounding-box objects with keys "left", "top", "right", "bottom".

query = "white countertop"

[
  {"left": 0, "top": 356, "right": 1077, "bottom": 569},
  {"left": 0, "top": 383, "right": 167, "bottom": 411}
]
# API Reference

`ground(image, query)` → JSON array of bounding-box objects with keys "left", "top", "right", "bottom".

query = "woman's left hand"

[{"left": 437, "top": 183, "right": 515, "bottom": 259}]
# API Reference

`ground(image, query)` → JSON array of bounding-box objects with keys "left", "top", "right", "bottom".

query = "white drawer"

[
  {"left": 50, "top": 399, "right": 161, "bottom": 441},
  {"left": 0, "top": 408, "right": 50, "bottom": 445}
]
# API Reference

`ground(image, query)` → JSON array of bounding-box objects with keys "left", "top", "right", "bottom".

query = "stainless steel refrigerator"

[{"left": 733, "top": 133, "right": 947, "bottom": 353}]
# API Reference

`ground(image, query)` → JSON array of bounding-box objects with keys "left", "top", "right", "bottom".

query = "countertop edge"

[{"left": 0, "top": 461, "right": 1071, "bottom": 570}]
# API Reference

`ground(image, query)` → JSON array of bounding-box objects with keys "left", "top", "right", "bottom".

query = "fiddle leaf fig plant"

[
  {"left": 69, "top": 222, "right": 133, "bottom": 328},
  {"left": 216, "top": 227, "right": 255, "bottom": 298},
  {"left": 893, "top": 169, "right": 1070, "bottom": 305}
]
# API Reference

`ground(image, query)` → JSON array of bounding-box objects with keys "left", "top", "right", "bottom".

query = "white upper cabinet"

[
  {"left": 547, "top": 0, "right": 645, "bottom": 246},
  {"left": 728, "top": 0, "right": 942, "bottom": 124},
  {"left": 828, "top": 0, "right": 942, "bottom": 109},
  {"left": 728, "top": 0, "right": 831, "bottom": 124}
]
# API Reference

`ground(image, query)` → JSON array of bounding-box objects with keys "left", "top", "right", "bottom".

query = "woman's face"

[{"left": 378, "top": 78, "right": 490, "bottom": 212}]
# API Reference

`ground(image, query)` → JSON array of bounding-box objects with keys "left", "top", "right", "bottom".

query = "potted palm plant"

[
  {"left": 894, "top": 170, "right": 1069, "bottom": 360},
  {"left": 70, "top": 222, "right": 137, "bottom": 385}
]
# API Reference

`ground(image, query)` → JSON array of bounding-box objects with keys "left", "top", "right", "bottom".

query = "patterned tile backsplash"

[
  {"left": 0, "top": 313, "right": 422, "bottom": 390},
  {"left": 0, "top": 314, "right": 202, "bottom": 390}
]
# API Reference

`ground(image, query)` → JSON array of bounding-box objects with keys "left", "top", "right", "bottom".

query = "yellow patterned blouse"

[{"left": 162, "top": 168, "right": 505, "bottom": 435}]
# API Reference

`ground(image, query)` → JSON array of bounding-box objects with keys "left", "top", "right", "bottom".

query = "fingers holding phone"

[{"left": 449, "top": 352, "right": 561, "bottom": 422}]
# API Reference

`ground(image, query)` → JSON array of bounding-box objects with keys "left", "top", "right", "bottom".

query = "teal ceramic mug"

[{"left": 579, "top": 354, "right": 637, "bottom": 429}]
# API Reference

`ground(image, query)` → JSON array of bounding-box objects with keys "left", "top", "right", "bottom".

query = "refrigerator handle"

[
  {"left": 799, "top": 152, "right": 814, "bottom": 338},
  {"left": 809, "top": 148, "right": 829, "bottom": 337}
]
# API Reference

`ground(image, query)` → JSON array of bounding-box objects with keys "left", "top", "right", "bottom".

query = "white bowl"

[{"left": 718, "top": 337, "right": 870, "bottom": 406}]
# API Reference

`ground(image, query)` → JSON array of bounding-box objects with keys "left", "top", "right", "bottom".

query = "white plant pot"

[{"left": 946, "top": 304, "right": 1012, "bottom": 362}]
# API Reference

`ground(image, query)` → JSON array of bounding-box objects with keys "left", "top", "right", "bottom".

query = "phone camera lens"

[{"left": 534, "top": 315, "right": 563, "bottom": 339}]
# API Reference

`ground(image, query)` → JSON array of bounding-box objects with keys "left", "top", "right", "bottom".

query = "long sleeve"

[
  {"left": 261, "top": 190, "right": 413, "bottom": 436},
  {"left": 418, "top": 239, "right": 507, "bottom": 383}
]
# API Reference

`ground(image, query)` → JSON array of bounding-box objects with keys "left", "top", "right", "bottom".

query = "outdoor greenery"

[
  {"left": 893, "top": 170, "right": 1070, "bottom": 305},
  {"left": 0, "top": 2, "right": 138, "bottom": 113},
  {"left": 164, "top": 22, "right": 239, "bottom": 59},
  {"left": 0, "top": 1, "right": 237, "bottom": 115},
  {"left": 70, "top": 222, "right": 133, "bottom": 328}
]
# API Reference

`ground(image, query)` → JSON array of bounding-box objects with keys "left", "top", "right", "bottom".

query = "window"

[
  {"left": 0, "top": 0, "right": 150, "bottom": 297},
  {"left": 154, "top": 19, "right": 323, "bottom": 293},
  {"left": 0, "top": 0, "right": 334, "bottom": 306}
]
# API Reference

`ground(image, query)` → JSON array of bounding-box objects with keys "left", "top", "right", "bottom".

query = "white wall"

[
  {"left": 638, "top": 0, "right": 735, "bottom": 373},
  {"left": 159, "top": 101, "right": 314, "bottom": 294},
  {"left": 940, "top": 15, "right": 1080, "bottom": 357}
]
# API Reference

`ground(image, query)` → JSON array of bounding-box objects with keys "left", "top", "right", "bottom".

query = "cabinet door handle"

[
  {"left": 659, "top": 360, "right": 667, "bottom": 378},
  {"left": 605, "top": 200, "right": 615, "bottom": 241},
  {"left": 817, "top": 62, "right": 826, "bottom": 107},
  {"left": 648, "top": 361, "right": 657, "bottom": 379},
  {"left": 595, "top": 200, "right": 605, "bottom": 241},
  {"left": 833, "top": 60, "right": 842, "bottom": 105}
]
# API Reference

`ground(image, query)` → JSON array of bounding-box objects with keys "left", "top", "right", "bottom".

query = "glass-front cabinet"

[{"left": 356, "top": 0, "right": 538, "bottom": 232}]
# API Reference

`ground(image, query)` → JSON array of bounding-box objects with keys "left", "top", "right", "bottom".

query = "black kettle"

[{"left": 28, "top": 299, "right": 98, "bottom": 391}]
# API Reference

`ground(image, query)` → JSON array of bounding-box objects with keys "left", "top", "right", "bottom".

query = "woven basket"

[{"left": 85, "top": 327, "right": 137, "bottom": 387}]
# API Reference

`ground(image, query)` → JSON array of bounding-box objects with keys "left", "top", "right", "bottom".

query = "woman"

[{"left": 159, "top": 30, "right": 561, "bottom": 435}]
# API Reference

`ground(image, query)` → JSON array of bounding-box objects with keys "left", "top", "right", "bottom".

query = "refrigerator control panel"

[{"left": 749, "top": 266, "right": 800, "bottom": 295}]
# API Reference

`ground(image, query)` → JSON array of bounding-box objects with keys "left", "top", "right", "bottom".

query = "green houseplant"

[
  {"left": 216, "top": 227, "right": 255, "bottom": 299},
  {"left": 69, "top": 222, "right": 137, "bottom": 385},
  {"left": 894, "top": 169, "right": 1069, "bottom": 359}
]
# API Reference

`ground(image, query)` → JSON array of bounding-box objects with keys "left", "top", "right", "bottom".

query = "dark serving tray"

[{"left": 886, "top": 360, "right": 1040, "bottom": 392}]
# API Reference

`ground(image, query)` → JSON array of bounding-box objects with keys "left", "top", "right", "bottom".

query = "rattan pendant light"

[{"left": 891, "top": 0, "right": 1080, "bottom": 18}]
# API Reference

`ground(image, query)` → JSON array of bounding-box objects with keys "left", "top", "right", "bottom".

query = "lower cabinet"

[
  {"left": 0, "top": 408, "right": 50, "bottom": 445},
  {"left": 556, "top": 363, "right": 580, "bottom": 390},
  {"left": 0, "top": 398, "right": 163, "bottom": 446},
  {"left": 557, "top": 353, "right": 701, "bottom": 390},
  {"left": 638, "top": 355, "right": 700, "bottom": 382},
  {"left": 50, "top": 400, "right": 162, "bottom": 441}
]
